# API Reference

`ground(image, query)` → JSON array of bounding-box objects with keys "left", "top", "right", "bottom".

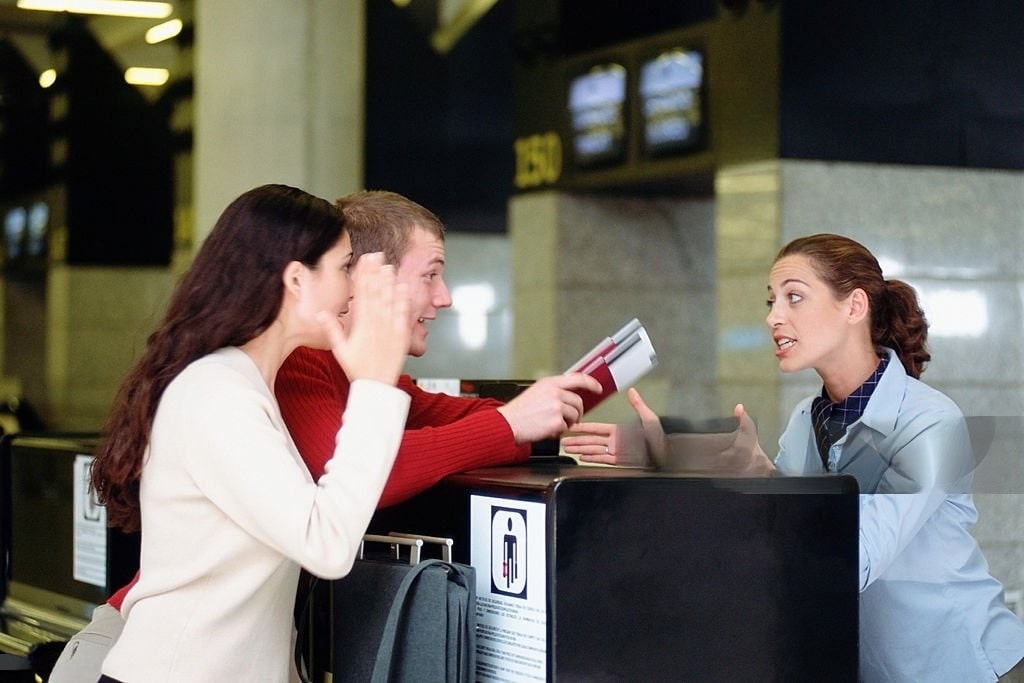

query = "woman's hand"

[
  {"left": 718, "top": 403, "right": 776, "bottom": 476},
  {"left": 561, "top": 419, "right": 649, "bottom": 467},
  {"left": 319, "top": 252, "right": 410, "bottom": 386},
  {"left": 657, "top": 404, "right": 776, "bottom": 476}
]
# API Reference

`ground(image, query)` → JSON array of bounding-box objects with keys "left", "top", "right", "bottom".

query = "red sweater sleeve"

[
  {"left": 381, "top": 375, "right": 531, "bottom": 507},
  {"left": 108, "top": 572, "right": 137, "bottom": 610},
  {"left": 275, "top": 347, "right": 530, "bottom": 506}
]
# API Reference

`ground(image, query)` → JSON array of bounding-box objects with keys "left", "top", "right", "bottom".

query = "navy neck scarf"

[{"left": 811, "top": 354, "right": 889, "bottom": 471}]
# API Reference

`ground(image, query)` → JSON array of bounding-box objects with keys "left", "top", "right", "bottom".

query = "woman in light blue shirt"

[
  {"left": 594, "top": 233, "right": 1024, "bottom": 681},
  {"left": 762, "top": 234, "right": 1024, "bottom": 681}
]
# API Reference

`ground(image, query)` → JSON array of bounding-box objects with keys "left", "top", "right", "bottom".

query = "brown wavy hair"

[
  {"left": 91, "top": 184, "right": 344, "bottom": 531},
  {"left": 336, "top": 190, "right": 445, "bottom": 265},
  {"left": 777, "top": 233, "right": 931, "bottom": 378}
]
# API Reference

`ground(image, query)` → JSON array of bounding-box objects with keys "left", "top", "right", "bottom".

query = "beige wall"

[{"left": 45, "top": 267, "right": 175, "bottom": 429}]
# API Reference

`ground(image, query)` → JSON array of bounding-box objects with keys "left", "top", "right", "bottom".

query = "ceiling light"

[
  {"left": 145, "top": 18, "right": 182, "bottom": 44},
  {"left": 39, "top": 69, "right": 57, "bottom": 88},
  {"left": 124, "top": 67, "right": 168, "bottom": 86},
  {"left": 17, "top": 0, "right": 173, "bottom": 19},
  {"left": 432, "top": 0, "right": 498, "bottom": 53}
]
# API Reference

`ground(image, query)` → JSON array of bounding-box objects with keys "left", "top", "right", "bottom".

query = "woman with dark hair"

[
  {"left": 763, "top": 234, "right": 1024, "bottom": 681},
  {"left": 589, "top": 233, "right": 1024, "bottom": 681},
  {"left": 90, "top": 184, "right": 412, "bottom": 682}
]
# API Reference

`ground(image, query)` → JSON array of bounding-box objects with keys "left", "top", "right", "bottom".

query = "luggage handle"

[
  {"left": 360, "top": 532, "right": 455, "bottom": 565},
  {"left": 387, "top": 532, "right": 454, "bottom": 563}
]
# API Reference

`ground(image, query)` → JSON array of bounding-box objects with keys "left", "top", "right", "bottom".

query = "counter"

[{"left": 366, "top": 460, "right": 860, "bottom": 681}]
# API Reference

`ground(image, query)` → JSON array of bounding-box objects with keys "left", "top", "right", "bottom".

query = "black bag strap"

[
  {"left": 444, "top": 562, "right": 476, "bottom": 682},
  {"left": 293, "top": 573, "right": 319, "bottom": 683},
  {"left": 370, "top": 558, "right": 449, "bottom": 683}
]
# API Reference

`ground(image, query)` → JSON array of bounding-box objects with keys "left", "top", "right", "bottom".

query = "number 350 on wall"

[{"left": 514, "top": 132, "right": 561, "bottom": 189}]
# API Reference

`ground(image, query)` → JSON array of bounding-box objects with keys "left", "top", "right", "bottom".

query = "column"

[{"left": 194, "top": 0, "right": 364, "bottom": 244}]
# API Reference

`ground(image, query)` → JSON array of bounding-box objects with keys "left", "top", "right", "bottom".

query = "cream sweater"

[{"left": 101, "top": 347, "right": 410, "bottom": 682}]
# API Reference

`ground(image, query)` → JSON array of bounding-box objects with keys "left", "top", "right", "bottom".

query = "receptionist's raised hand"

[
  {"left": 719, "top": 404, "right": 776, "bottom": 476},
  {"left": 625, "top": 387, "right": 667, "bottom": 465},
  {"left": 497, "top": 372, "right": 602, "bottom": 444}
]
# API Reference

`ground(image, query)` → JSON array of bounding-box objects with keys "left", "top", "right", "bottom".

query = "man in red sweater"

[
  {"left": 49, "top": 190, "right": 601, "bottom": 682},
  {"left": 277, "top": 190, "right": 601, "bottom": 504}
]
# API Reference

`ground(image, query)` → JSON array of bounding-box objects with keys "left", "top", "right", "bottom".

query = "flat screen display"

[
  {"left": 2, "top": 200, "right": 49, "bottom": 274},
  {"left": 567, "top": 62, "right": 628, "bottom": 167},
  {"left": 639, "top": 48, "right": 705, "bottom": 156}
]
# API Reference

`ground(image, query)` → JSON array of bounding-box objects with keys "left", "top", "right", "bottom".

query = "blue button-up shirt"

[{"left": 775, "top": 348, "right": 1024, "bottom": 682}]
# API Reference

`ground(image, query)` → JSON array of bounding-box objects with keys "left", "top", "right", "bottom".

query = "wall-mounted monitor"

[
  {"left": 567, "top": 62, "right": 628, "bottom": 168},
  {"left": 3, "top": 207, "right": 28, "bottom": 262},
  {"left": 1, "top": 190, "right": 56, "bottom": 277},
  {"left": 638, "top": 47, "right": 705, "bottom": 156}
]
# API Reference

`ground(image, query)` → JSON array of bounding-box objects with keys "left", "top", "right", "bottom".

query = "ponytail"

[{"left": 877, "top": 279, "right": 930, "bottom": 378}]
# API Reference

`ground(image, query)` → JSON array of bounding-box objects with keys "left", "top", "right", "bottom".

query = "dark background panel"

[
  {"left": 780, "top": 0, "right": 1024, "bottom": 168},
  {"left": 365, "top": 0, "right": 515, "bottom": 233}
]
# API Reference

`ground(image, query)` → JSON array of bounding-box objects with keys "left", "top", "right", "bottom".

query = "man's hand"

[{"left": 497, "top": 373, "right": 603, "bottom": 443}]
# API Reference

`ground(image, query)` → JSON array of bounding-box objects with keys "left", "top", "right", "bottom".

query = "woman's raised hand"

[{"left": 320, "top": 252, "right": 411, "bottom": 386}]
